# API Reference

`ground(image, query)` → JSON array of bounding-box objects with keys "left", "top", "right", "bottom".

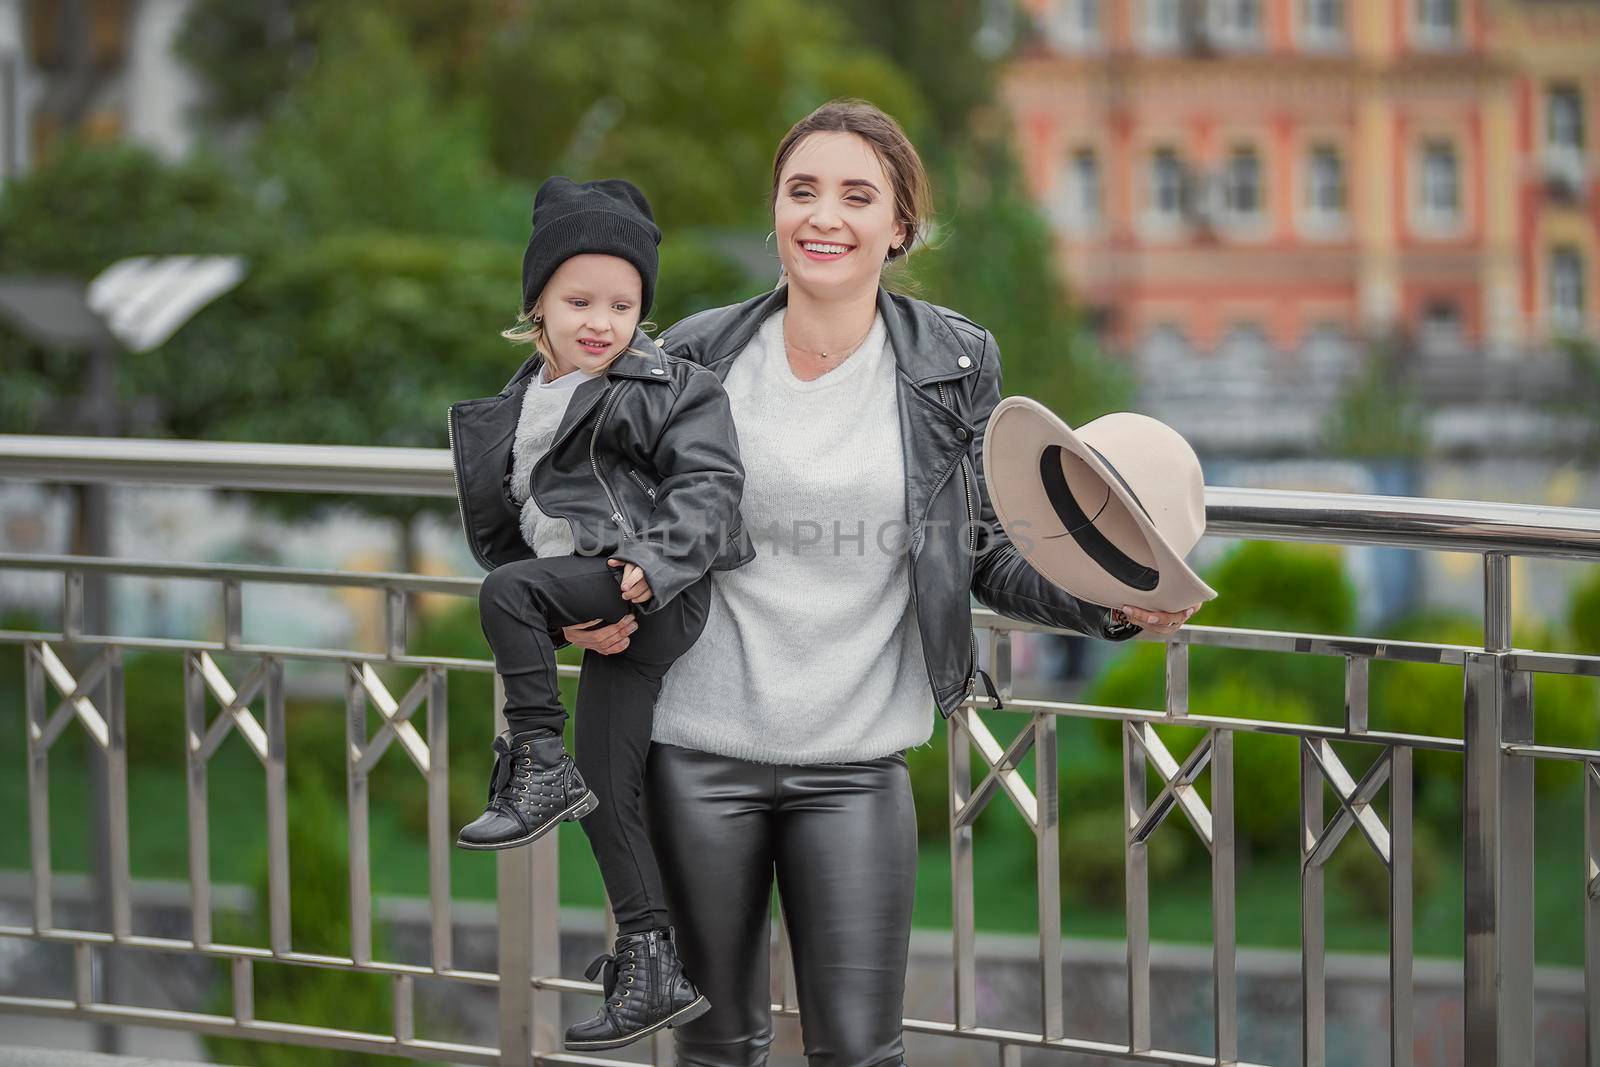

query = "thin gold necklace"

[{"left": 785, "top": 318, "right": 874, "bottom": 361}]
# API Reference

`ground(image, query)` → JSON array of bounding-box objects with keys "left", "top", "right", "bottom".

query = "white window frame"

[
  {"left": 1298, "top": 0, "right": 1346, "bottom": 51},
  {"left": 1208, "top": 0, "right": 1264, "bottom": 50},
  {"left": 1142, "top": 0, "right": 1185, "bottom": 52},
  {"left": 1072, "top": 147, "right": 1103, "bottom": 230},
  {"left": 1045, "top": 0, "right": 1103, "bottom": 51},
  {"left": 1550, "top": 247, "right": 1587, "bottom": 336},
  {"left": 1418, "top": 297, "right": 1463, "bottom": 355},
  {"left": 1219, "top": 145, "right": 1266, "bottom": 232},
  {"left": 1415, "top": 139, "right": 1462, "bottom": 234},
  {"left": 1413, "top": 0, "right": 1461, "bottom": 51},
  {"left": 1051, "top": 146, "right": 1103, "bottom": 234},
  {"left": 1144, "top": 146, "right": 1188, "bottom": 236},
  {"left": 1546, "top": 85, "right": 1587, "bottom": 183},
  {"left": 1301, "top": 142, "right": 1347, "bottom": 236}
]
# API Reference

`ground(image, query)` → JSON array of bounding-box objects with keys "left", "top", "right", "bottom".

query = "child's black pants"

[{"left": 477, "top": 553, "right": 710, "bottom": 933}]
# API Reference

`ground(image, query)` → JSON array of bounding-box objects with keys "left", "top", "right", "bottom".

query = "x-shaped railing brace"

[
  {"left": 1302, "top": 738, "right": 1392, "bottom": 870},
  {"left": 1126, "top": 722, "right": 1215, "bottom": 849},
  {"left": 348, "top": 662, "right": 432, "bottom": 775},
  {"left": 31, "top": 643, "right": 113, "bottom": 751},
  {"left": 951, "top": 707, "right": 1040, "bottom": 831},
  {"left": 191, "top": 651, "right": 271, "bottom": 762}
]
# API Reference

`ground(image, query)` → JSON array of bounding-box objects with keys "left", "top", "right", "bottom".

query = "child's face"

[
  {"left": 536, "top": 254, "right": 644, "bottom": 378},
  {"left": 774, "top": 131, "right": 907, "bottom": 300}
]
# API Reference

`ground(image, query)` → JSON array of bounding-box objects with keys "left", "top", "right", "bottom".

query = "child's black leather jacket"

[{"left": 448, "top": 329, "right": 753, "bottom": 617}]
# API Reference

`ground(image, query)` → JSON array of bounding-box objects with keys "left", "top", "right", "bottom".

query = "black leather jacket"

[
  {"left": 447, "top": 329, "right": 754, "bottom": 626},
  {"left": 658, "top": 286, "right": 1140, "bottom": 720}
]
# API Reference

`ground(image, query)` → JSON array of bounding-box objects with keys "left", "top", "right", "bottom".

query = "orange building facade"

[{"left": 1002, "top": 0, "right": 1600, "bottom": 357}]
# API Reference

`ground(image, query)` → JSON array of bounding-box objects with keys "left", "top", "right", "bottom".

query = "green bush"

[
  {"left": 1570, "top": 566, "right": 1600, "bottom": 655},
  {"left": 204, "top": 766, "right": 434, "bottom": 1067},
  {"left": 905, "top": 719, "right": 950, "bottom": 842},
  {"left": 1327, "top": 816, "right": 1445, "bottom": 921}
]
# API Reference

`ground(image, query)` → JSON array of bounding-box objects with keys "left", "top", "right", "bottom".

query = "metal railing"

[{"left": 1, "top": 434, "right": 1599, "bottom": 1066}]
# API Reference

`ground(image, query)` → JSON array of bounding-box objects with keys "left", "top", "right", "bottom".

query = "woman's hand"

[
  {"left": 562, "top": 614, "right": 638, "bottom": 655},
  {"left": 1117, "top": 603, "right": 1201, "bottom": 637}
]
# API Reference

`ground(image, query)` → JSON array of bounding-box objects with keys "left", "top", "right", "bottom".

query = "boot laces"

[
  {"left": 487, "top": 737, "right": 538, "bottom": 813},
  {"left": 583, "top": 948, "right": 638, "bottom": 1010}
]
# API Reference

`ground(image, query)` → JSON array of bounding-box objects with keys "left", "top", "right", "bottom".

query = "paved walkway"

[{"left": 0, "top": 1042, "right": 215, "bottom": 1067}]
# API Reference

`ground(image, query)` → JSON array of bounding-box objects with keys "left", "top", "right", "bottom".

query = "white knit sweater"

[
  {"left": 651, "top": 309, "right": 935, "bottom": 764},
  {"left": 507, "top": 361, "right": 603, "bottom": 556}
]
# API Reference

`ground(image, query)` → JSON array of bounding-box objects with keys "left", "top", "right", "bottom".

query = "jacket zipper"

[
  {"left": 446, "top": 406, "right": 466, "bottom": 532},
  {"left": 590, "top": 384, "right": 636, "bottom": 540},
  {"left": 937, "top": 381, "right": 981, "bottom": 697},
  {"left": 627, "top": 468, "right": 657, "bottom": 501}
]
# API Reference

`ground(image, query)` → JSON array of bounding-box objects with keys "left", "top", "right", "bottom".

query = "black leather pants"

[{"left": 644, "top": 742, "right": 917, "bottom": 1067}]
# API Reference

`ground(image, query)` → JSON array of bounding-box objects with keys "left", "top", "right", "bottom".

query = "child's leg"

[
  {"left": 564, "top": 575, "right": 714, "bottom": 1051},
  {"left": 460, "top": 555, "right": 640, "bottom": 851},
  {"left": 475, "top": 554, "right": 636, "bottom": 735},
  {"left": 573, "top": 574, "right": 711, "bottom": 935}
]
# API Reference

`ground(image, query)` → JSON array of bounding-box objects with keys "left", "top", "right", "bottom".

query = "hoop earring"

[{"left": 764, "top": 231, "right": 778, "bottom": 258}]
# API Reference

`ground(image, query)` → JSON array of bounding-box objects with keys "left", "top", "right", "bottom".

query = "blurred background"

[{"left": 1, "top": 1, "right": 1599, "bottom": 1064}]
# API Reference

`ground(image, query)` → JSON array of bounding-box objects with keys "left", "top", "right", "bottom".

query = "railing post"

[
  {"left": 949, "top": 706, "right": 977, "bottom": 1030},
  {"left": 1463, "top": 554, "right": 1533, "bottom": 1065},
  {"left": 494, "top": 673, "right": 537, "bottom": 1067},
  {"left": 486, "top": 675, "right": 563, "bottom": 1067}
]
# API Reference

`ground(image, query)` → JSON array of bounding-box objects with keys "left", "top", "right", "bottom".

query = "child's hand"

[{"left": 609, "top": 559, "right": 653, "bottom": 604}]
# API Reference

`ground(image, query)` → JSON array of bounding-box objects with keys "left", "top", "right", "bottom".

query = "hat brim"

[{"left": 983, "top": 397, "right": 1217, "bottom": 614}]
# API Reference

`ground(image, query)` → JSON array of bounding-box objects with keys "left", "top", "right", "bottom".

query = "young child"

[{"left": 446, "top": 176, "right": 754, "bottom": 1050}]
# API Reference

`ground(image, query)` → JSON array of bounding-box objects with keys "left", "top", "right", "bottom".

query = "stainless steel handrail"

[{"left": 4, "top": 434, "right": 1600, "bottom": 558}]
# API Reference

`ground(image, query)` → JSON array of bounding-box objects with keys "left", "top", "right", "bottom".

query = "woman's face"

[
  {"left": 774, "top": 131, "right": 907, "bottom": 300},
  {"left": 535, "top": 254, "right": 643, "bottom": 378}
]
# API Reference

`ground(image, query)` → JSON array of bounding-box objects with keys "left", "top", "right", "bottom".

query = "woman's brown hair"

[{"left": 770, "top": 99, "right": 932, "bottom": 262}]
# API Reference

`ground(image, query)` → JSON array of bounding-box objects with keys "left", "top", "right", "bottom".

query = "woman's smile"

[{"left": 799, "top": 239, "right": 855, "bottom": 261}]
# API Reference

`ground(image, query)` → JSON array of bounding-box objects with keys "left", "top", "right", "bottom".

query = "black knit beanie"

[{"left": 520, "top": 176, "right": 662, "bottom": 318}]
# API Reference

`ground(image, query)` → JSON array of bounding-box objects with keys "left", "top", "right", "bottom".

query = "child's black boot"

[
  {"left": 455, "top": 729, "right": 597, "bottom": 850},
  {"left": 564, "top": 926, "right": 710, "bottom": 1050}
]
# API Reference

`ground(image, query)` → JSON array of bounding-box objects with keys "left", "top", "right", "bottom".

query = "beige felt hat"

[{"left": 982, "top": 397, "right": 1218, "bottom": 614}]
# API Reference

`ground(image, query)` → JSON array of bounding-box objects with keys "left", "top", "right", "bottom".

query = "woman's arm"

[{"left": 965, "top": 328, "right": 1142, "bottom": 642}]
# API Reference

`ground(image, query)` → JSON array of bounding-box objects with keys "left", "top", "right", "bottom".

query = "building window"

[
  {"left": 1305, "top": 144, "right": 1346, "bottom": 226},
  {"left": 1299, "top": 0, "right": 1345, "bottom": 49},
  {"left": 1419, "top": 298, "right": 1462, "bottom": 355},
  {"left": 1414, "top": 0, "right": 1459, "bottom": 49},
  {"left": 1546, "top": 85, "right": 1586, "bottom": 187},
  {"left": 1209, "top": 0, "right": 1263, "bottom": 48},
  {"left": 1549, "top": 86, "right": 1584, "bottom": 152},
  {"left": 1143, "top": 0, "right": 1184, "bottom": 50},
  {"left": 1221, "top": 146, "right": 1263, "bottom": 222},
  {"left": 1150, "top": 148, "right": 1186, "bottom": 224},
  {"left": 1550, "top": 247, "right": 1586, "bottom": 335},
  {"left": 1055, "top": 147, "right": 1102, "bottom": 230},
  {"left": 1417, "top": 140, "right": 1460, "bottom": 229},
  {"left": 1046, "top": 0, "right": 1102, "bottom": 50}
]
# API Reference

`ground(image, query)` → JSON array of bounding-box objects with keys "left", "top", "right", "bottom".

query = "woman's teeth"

[{"left": 802, "top": 242, "right": 850, "bottom": 256}]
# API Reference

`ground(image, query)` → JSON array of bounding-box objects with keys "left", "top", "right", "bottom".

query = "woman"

[{"left": 558, "top": 100, "right": 1199, "bottom": 1067}]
